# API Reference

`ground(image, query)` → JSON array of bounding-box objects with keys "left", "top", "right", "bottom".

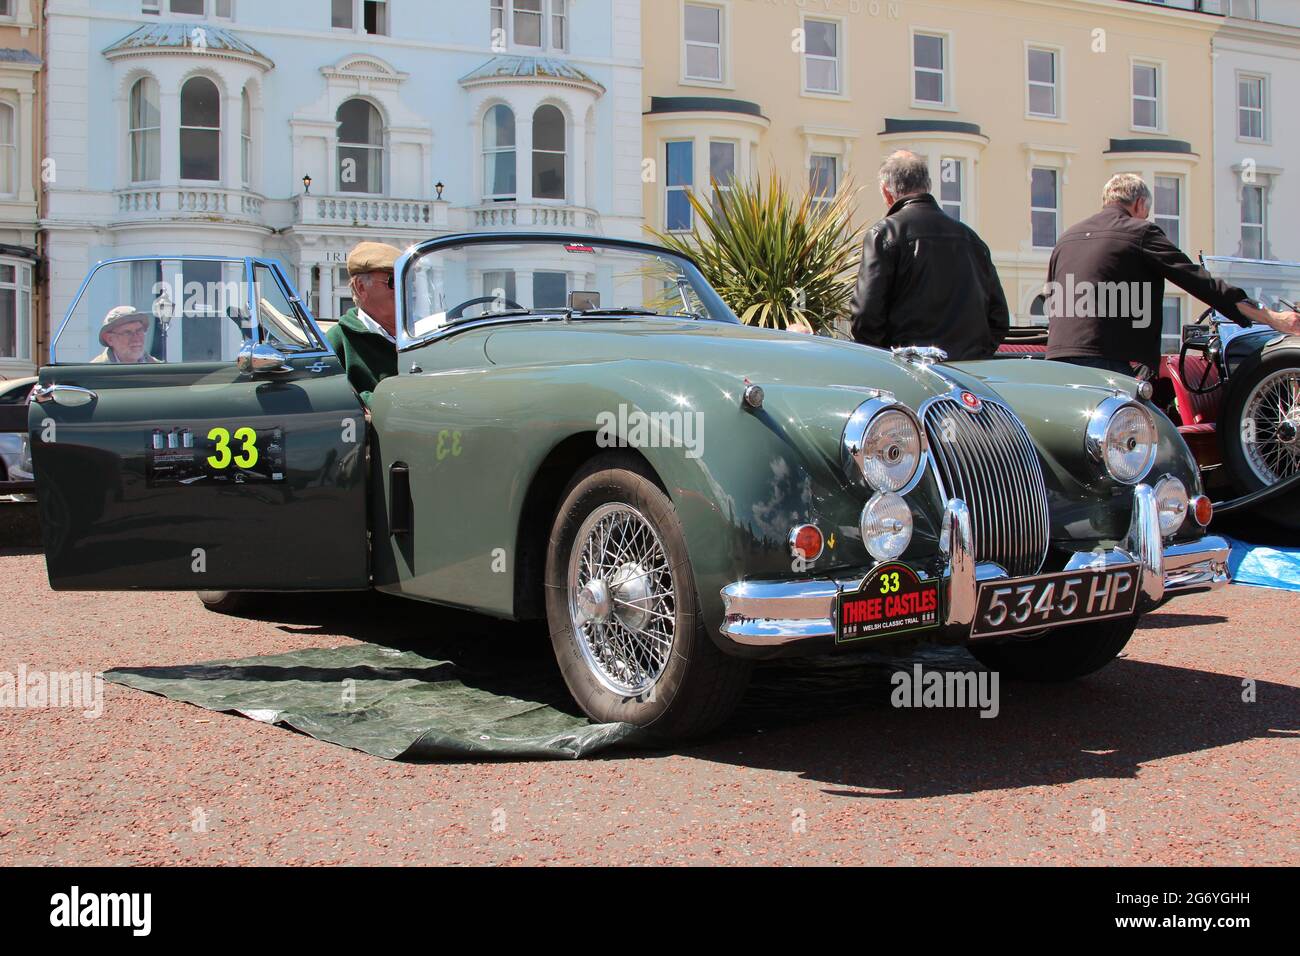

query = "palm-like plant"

[{"left": 651, "top": 172, "right": 862, "bottom": 335}]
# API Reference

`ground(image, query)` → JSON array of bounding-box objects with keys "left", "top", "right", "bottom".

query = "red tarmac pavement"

[{"left": 0, "top": 549, "right": 1295, "bottom": 866}]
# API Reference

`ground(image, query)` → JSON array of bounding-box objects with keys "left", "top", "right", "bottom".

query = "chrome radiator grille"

[{"left": 922, "top": 398, "right": 1050, "bottom": 579}]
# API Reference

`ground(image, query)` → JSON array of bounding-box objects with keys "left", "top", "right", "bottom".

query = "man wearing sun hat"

[
  {"left": 326, "top": 241, "right": 402, "bottom": 402},
  {"left": 92, "top": 307, "right": 162, "bottom": 365}
]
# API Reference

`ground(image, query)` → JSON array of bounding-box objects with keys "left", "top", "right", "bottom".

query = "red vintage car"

[{"left": 999, "top": 256, "right": 1300, "bottom": 532}]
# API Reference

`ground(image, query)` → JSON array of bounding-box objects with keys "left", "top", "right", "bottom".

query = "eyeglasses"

[
  {"left": 356, "top": 272, "right": 395, "bottom": 290},
  {"left": 108, "top": 327, "right": 148, "bottom": 339}
]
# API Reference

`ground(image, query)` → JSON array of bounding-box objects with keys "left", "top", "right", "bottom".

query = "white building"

[
  {"left": 43, "top": 0, "right": 644, "bottom": 361},
  {"left": 1212, "top": 0, "right": 1300, "bottom": 273}
]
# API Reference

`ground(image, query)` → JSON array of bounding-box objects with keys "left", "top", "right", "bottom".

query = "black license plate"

[{"left": 971, "top": 565, "right": 1138, "bottom": 639}]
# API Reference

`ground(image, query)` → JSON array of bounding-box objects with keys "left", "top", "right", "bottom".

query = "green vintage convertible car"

[{"left": 31, "top": 235, "right": 1230, "bottom": 738}]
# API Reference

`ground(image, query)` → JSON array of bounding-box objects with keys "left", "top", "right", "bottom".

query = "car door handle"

[{"left": 33, "top": 385, "right": 99, "bottom": 408}]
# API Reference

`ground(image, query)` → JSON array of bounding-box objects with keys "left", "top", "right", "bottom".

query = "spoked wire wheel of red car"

[
  {"left": 1221, "top": 350, "right": 1300, "bottom": 532},
  {"left": 545, "top": 452, "right": 751, "bottom": 738},
  {"left": 1241, "top": 367, "right": 1300, "bottom": 485}
]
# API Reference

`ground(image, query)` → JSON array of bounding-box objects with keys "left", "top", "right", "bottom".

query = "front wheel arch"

[{"left": 512, "top": 433, "right": 667, "bottom": 622}]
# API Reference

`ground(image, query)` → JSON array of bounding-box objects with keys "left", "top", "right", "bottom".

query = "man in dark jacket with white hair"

[
  {"left": 1046, "top": 172, "right": 1299, "bottom": 380},
  {"left": 850, "top": 150, "right": 1010, "bottom": 361}
]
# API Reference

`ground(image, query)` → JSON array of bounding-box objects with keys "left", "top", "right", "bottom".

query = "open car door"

[{"left": 30, "top": 257, "right": 369, "bottom": 591}]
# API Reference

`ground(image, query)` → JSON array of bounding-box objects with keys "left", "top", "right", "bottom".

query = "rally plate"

[{"left": 836, "top": 563, "right": 941, "bottom": 644}]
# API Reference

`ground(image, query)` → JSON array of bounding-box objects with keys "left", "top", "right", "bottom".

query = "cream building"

[
  {"left": 0, "top": 0, "right": 39, "bottom": 381},
  {"left": 642, "top": 0, "right": 1230, "bottom": 348}
]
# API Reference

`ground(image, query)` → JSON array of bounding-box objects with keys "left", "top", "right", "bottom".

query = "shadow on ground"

[{"left": 191, "top": 591, "right": 1297, "bottom": 794}]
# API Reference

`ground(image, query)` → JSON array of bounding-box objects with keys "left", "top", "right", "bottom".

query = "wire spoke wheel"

[
  {"left": 567, "top": 503, "right": 677, "bottom": 698},
  {"left": 1242, "top": 368, "right": 1300, "bottom": 485}
]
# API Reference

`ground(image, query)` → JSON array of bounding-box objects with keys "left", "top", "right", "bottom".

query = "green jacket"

[{"left": 325, "top": 308, "right": 398, "bottom": 403}]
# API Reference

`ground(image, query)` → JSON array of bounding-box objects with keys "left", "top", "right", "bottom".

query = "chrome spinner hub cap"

[{"left": 567, "top": 504, "right": 676, "bottom": 698}]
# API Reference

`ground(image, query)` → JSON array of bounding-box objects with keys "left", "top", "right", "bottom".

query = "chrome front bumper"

[{"left": 718, "top": 485, "right": 1231, "bottom": 650}]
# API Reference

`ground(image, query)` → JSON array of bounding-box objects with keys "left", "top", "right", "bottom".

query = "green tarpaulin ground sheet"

[
  {"left": 102, "top": 595, "right": 978, "bottom": 761},
  {"left": 107, "top": 643, "right": 650, "bottom": 760}
]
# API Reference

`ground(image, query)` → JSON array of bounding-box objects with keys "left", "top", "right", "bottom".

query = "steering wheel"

[
  {"left": 1178, "top": 306, "right": 1226, "bottom": 395},
  {"left": 447, "top": 296, "right": 525, "bottom": 321}
]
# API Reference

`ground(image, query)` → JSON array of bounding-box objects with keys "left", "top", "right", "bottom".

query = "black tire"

[
  {"left": 969, "top": 617, "right": 1138, "bottom": 682},
  {"left": 544, "top": 452, "right": 751, "bottom": 739},
  {"left": 196, "top": 591, "right": 257, "bottom": 616},
  {"left": 1220, "top": 348, "right": 1300, "bottom": 532}
]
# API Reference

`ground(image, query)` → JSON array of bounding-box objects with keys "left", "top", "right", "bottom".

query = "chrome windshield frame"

[{"left": 395, "top": 232, "right": 739, "bottom": 354}]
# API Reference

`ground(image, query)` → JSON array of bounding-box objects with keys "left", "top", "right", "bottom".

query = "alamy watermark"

[
  {"left": 49, "top": 887, "right": 151, "bottom": 936},
  {"left": 1042, "top": 276, "right": 1153, "bottom": 327},
  {"left": 0, "top": 665, "right": 104, "bottom": 719},
  {"left": 596, "top": 404, "right": 705, "bottom": 459},
  {"left": 891, "top": 664, "right": 1000, "bottom": 719}
]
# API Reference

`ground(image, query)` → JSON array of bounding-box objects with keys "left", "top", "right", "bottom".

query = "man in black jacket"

[
  {"left": 850, "top": 151, "right": 1010, "bottom": 360},
  {"left": 1046, "top": 173, "right": 1299, "bottom": 379}
]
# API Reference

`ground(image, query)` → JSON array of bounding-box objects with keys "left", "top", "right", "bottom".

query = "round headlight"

[
  {"left": 1154, "top": 476, "right": 1189, "bottom": 536},
  {"left": 846, "top": 403, "right": 924, "bottom": 493},
  {"left": 861, "top": 492, "right": 913, "bottom": 562},
  {"left": 1088, "top": 398, "right": 1157, "bottom": 484}
]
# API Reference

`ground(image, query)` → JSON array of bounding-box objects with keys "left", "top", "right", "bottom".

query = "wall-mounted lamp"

[
  {"left": 302, "top": 174, "right": 313, "bottom": 195},
  {"left": 435, "top": 181, "right": 445, "bottom": 201}
]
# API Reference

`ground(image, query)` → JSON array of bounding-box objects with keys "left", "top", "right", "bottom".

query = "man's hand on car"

[{"left": 1236, "top": 302, "right": 1300, "bottom": 336}]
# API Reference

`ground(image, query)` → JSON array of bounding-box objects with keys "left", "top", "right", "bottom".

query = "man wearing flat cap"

[
  {"left": 326, "top": 241, "right": 402, "bottom": 402},
  {"left": 92, "top": 307, "right": 163, "bottom": 365}
]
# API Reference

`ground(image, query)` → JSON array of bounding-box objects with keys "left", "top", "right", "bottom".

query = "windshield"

[
  {"left": 402, "top": 239, "right": 738, "bottom": 340},
  {"left": 1203, "top": 256, "right": 1300, "bottom": 314}
]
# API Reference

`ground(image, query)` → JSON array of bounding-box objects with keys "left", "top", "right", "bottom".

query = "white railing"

[
  {"left": 471, "top": 202, "right": 599, "bottom": 231},
  {"left": 114, "top": 187, "right": 265, "bottom": 222},
  {"left": 294, "top": 195, "right": 442, "bottom": 228}
]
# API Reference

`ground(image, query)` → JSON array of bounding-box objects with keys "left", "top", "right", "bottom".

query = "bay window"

[
  {"left": 940, "top": 157, "right": 964, "bottom": 221},
  {"left": 532, "top": 105, "right": 566, "bottom": 201},
  {"left": 1154, "top": 176, "right": 1182, "bottom": 249},
  {"left": 483, "top": 104, "right": 517, "bottom": 201},
  {"left": 129, "top": 78, "right": 161, "bottom": 183},
  {"left": 240, "top": 88, "right": 252, "bottom": 187},
  {"left": 179, "top": 76, "right": 220, "bottom": 182},
  {"left": 665, "top": 140, "right": 694, "bottom": 232},
  {"left": 0, "top": 102, "right": 14, "bottom": 196},
  {"left": 710, "top": 140, "right": 736, "bottom": 213}
]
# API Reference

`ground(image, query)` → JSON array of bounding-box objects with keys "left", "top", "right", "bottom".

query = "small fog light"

[
  {"left": 1154, "top": 476, "right": 1189, "bottom": 536},
  {"left": 861, "top": 493, "right": 913, "bottom": 562}
]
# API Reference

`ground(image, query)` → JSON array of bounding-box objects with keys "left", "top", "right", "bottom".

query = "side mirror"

[{"left": 236, "top": 342, "right": 292, "bottom": 375}]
